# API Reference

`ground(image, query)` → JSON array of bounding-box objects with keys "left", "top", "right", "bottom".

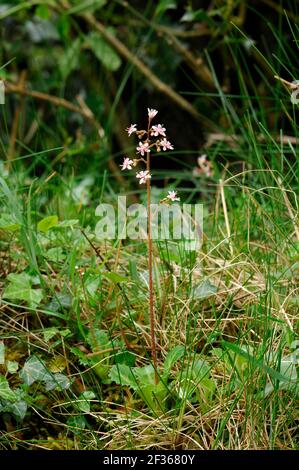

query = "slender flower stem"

[
  {"left": 122, "top": 108, "right": 175, "bottom": 384},
  {"left": 146, "top": 123, "right": 158, "bottom": 384}
]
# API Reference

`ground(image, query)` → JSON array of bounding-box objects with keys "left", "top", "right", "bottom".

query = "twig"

[
  {"left": 5, "top": 80, "right": 97, "bottom": 123},
  {"left": 5, "top": 79, "right": 125, "bottom": 184}
]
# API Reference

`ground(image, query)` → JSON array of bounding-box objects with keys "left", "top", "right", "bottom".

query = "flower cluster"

[{"left": 120, "top": 109, "right": 179, "bottom": 203}]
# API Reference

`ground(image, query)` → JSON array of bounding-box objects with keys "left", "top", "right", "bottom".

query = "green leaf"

[
  {"left": 109, "top": 364, "right": 138, "bottom": 389},
  {"left": 0, "top": 375, "right": 16, "bottom": 401},
  {"left": 57, "top": 14, "right": 71, "bottom": 40},
  {"left": 86, "top": 31, "right": 121, "bottom": 71},
  {"left": 70, "top": 347, "right": 90, "bottom": 366},
  {"left": 3, "top": 273, "right": 43, "bottom": 307},
  {"left": 115, "top": 351, "right": 136, "bottom": 367},
  {"left": 19, "top": 355, "right": 50, "bottom": 386},
  {"left": 35, "top": 4, "right": 50, "bottom": 20},
  {"left": 134, "top": 364, "right": 156, "bottom": 386},
  {"left": 103, "top": 272, "right": 129, "bottom": 283},
  {"left": 197, "top": 376, "right": 216, "bottom": 404},
  {"left": 264, "top": 356, "right": 298, "bottom": 396},
  {"left": 46, "top": 247, "right": 66, "bottom": 262},
  {"left": 43, "top": 327, "right": 60, "bottom": 342},
  {"left": 222, "top": 341, "right": 297, "bottom": 385},
  {"left": 37, "top": 215, "right": 59, "bottom": 232},
  {"left": 175, "top": 358, "right": 212, "bottom": 402},
  {"left": 155, "top": 0, "right": 177, "bottom": 16},
  {"left": 138, "top": 382, "right": 167, "bottom": 412},
  {"left": 191, "top": 359, "right": 210, "bottom": 379},
  {"left": 87, "top": 328, "right": 110, "bottom": 352},
  {"left": 59, "top": 37, "right": 81, "bottom": 80},
  {"left": 6, "top": 360, "right": 19, "bottom": 374},
  {"left": 0, "top": 213, "right": 20, "bottom": 231},
  {"left": 85, "top": 276, "right": 100, "bottom": 297},
  {"left": 67, "top": 415, "right": 86, "bottom": 433},
  {"left": 163, "top": 345, "right": 185, "bottom": 379}
]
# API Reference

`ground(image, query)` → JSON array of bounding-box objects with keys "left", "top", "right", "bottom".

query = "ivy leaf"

[
  {"left": 86, "top": 31, "right": 121, "bottom": 71},
  {"left": 6, "top": 360, "right": 19, "bottom": 374},
  {"left": 9, "top": 399, "right": 28, "bottom": 420},
  {"left": 0, "top": 375, "right": 16, "bottom": 401},
  {"left": 19, "top": 355, "right": 50, "bottom": 386},
  {"left": 3, "top": 273, "right": 43, "bottom": 307},
  {"left": 193, "top": 279, "right": 217, "bottom": 299},
  {"left": 37, "top": 215, "right": 59, "bottom": 233},
  {"left": 44, "top": 373, "right": 71, "bottom": 391}
]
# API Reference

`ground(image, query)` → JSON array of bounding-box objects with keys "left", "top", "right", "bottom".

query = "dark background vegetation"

[{"left": 1, "top": 0, "right": 298, "bottom": 183}]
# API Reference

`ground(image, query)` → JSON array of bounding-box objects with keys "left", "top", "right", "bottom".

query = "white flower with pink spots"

[
  {"left": 151, "top": 124, "right": 166, "bottom": 137},
  {"left": 167, "top": 190, "right": 180, "bottom": 202},
  {"left": 120, "top": 157, "right": 134, "bottom": 170},
  {"left": 147, "top": 108, "right": 158, "bottom": 119},
  {"left": 126, "top": 124, "right": 137, "bottom": 136},
  {"left": 136, "top": 141, "right": 150, "bottom": 156},
  {"left": 160, "top": 138, "right": 174, "bottom": 151},
  {"left": 136, "top": 170, "right": 151, "bottom": 184}
]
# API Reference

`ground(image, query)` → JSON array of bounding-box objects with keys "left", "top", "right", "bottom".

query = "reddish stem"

[{"left": 146, "top": 121, "right": 158, "bottom": 384}]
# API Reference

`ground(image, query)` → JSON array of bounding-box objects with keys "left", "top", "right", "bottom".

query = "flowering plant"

[{"left": 120, "top": 108, "right": 179, "bottom": 381}]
